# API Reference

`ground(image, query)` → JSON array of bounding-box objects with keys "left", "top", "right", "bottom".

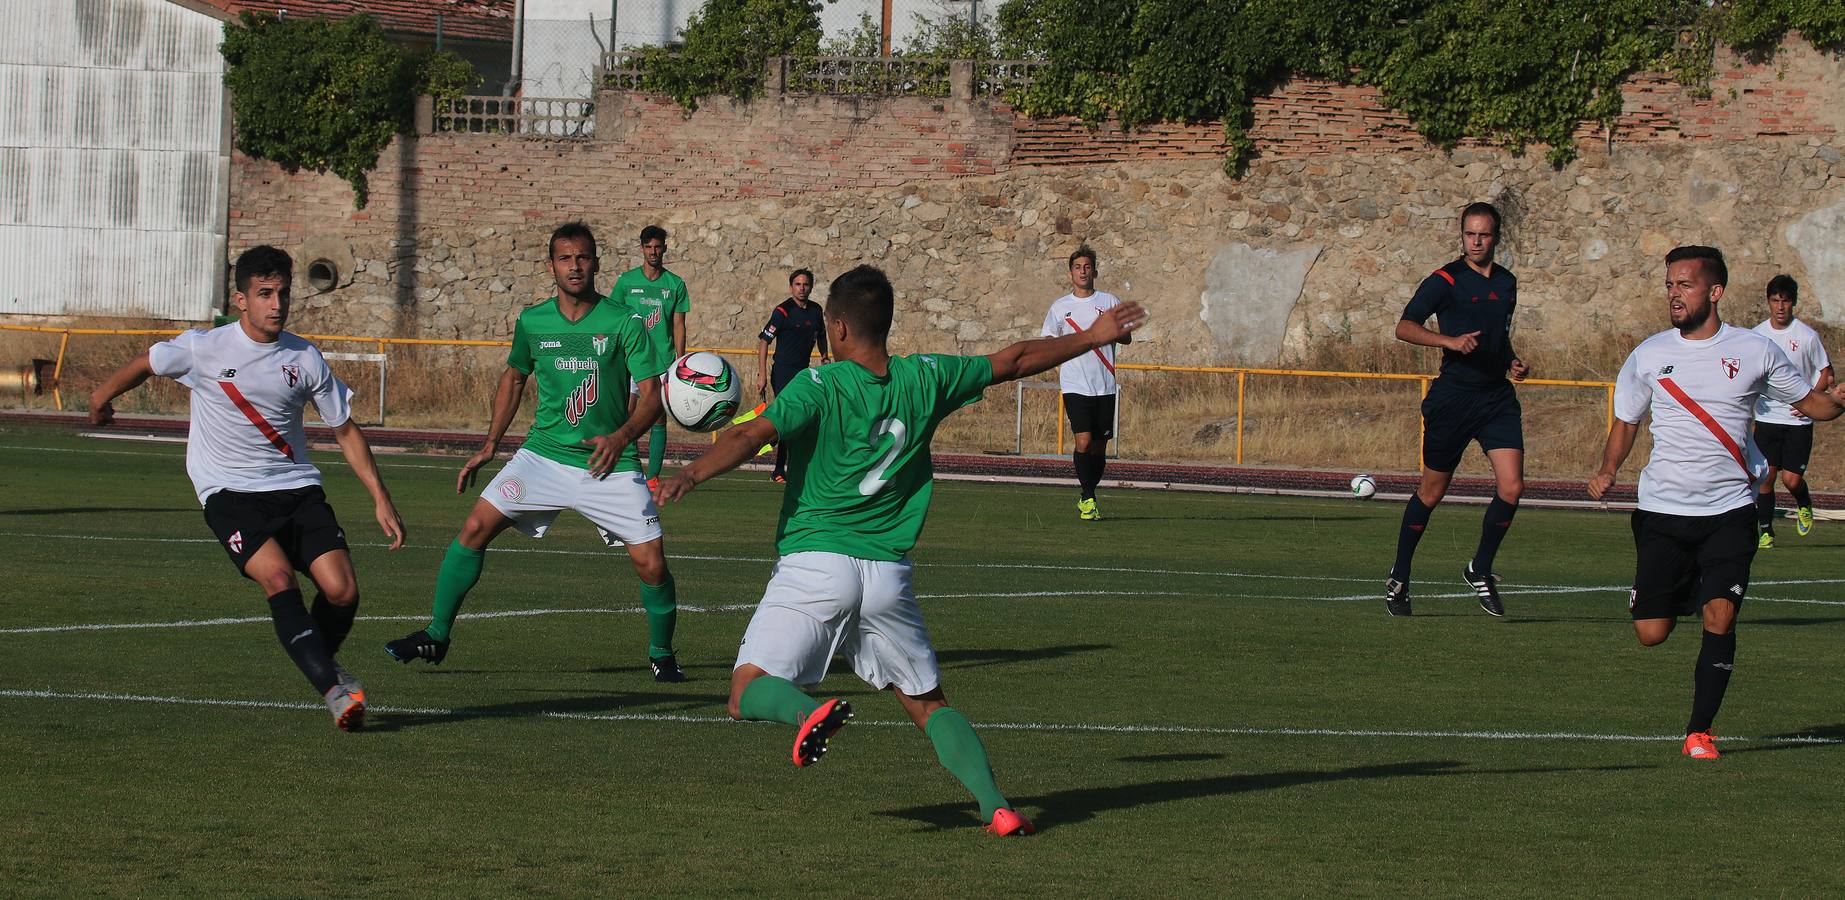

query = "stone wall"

[{"left": 178, "top": 38, "right": 1845, "bottom": 367}]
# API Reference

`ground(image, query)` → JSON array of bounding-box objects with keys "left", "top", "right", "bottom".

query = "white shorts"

[
  {"left": 482, "top": 449, "right": 663, "bottom": 546},
  {"left": 735, "top": 552, "right": 940, "bottom": 696}
]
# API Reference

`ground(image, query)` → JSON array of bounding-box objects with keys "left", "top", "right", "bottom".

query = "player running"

[
  {"left": 385, "top": 222, "right": 687, "bottom": 682},
  {"left": 1386, "top": 201, "right": 1529, "bottom": 617},
  {"left": 1042, "top": 245, "right": 1129, "bottom": 520},
  {"left": 89, "top": 245, "right": 405, "bottom": 731},
  {"left": 1589, "top": 246, "right": 1845, "bottom": 760},
  {"left": 657, "top": 265, "right": 1147, "bottom": 835},
  {"left": 612, "top": 225, "right": 689, "bottom": 492},
  {"left": 1750, "top": 275, "right": 1833, "bottom": 548}
]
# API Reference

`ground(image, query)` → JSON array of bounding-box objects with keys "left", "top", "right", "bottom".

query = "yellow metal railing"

[{"left": 2, "top": 325, "right": 1617, "bottom": 465}]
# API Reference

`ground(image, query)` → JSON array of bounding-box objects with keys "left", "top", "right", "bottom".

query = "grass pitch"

[{"left": 3, "top": 422, "right": 1844, "bottom": 896}]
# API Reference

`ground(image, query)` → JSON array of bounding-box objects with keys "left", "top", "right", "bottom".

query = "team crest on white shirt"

[
  {"left": 280, "top": 364, "right": 302, "bottom": 387},
  {"left": 1720, "top": 357, "right": 1741, "bottom": 379}
]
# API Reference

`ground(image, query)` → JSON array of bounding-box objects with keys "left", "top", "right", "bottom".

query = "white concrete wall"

[{"left": 0, "top": 0, "right": 228, "bottom": 321}]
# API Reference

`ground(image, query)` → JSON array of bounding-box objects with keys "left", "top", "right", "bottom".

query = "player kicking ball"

[
  {"left": 384, "top": 222, "right": 687, "bottom": 681},
  {"left": 89, "top": 246, "right": 406, "bottom": 731},
  {"left": 1589, "top": 246, "right": 1845, "bottom": 760},
  {"left": 657, "top": 265, "right": 1148, "bottom": 835}
]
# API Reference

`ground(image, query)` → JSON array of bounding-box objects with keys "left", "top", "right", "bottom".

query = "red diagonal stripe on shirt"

[
  {"left": 1063, "top": 314, "right": 1115, "bottom": 373},
  {"left": 218, "top": 381, "right": 295, "bottom": 460},
  {"left": 1657, "top": 376, "right": 1749, "bottom": 476}
]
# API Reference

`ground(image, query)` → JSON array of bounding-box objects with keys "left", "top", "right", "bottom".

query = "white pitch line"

[{"left": 3, "top": 688, "right": 1840, "bottom": 746}]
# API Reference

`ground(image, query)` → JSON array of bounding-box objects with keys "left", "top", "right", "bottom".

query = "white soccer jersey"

[
  {"left": 148, "top": 324, "right": 354, "bottom": 504},
  {"left": 1752, "top": 318, "right": 1831, "bottom": 425},
  {"left": 1041, "top": 291, "right": 1122, "bottom": 396},
  {"left": 1614, "top": 323, "right": 1810, "bottom": 516}
]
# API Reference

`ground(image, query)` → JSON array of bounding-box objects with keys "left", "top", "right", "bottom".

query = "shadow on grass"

[
  {"left": 876, "top": 761, "right": 1651, "bottom": 832},
  {"left": 1723, "top": 723, "right": 1845, "bottom": 756},
  {"left": 1749, "top": 617, "right": 1845, "bottom": 627},
  {"left": 937, "top": 644, "right": 1113, "bottom": 670},
  {"left": 363, "top": 689, "right": 721, "bottom": 732},
  {"left": 1099, "top": 515, "right": 1367, "bottom": 524},
  {"left": 0, "top": 506, "right": 194, "bottom": 516},
  {"left": 1118, "top": 752, "right": 1224, "bottom": 763}
]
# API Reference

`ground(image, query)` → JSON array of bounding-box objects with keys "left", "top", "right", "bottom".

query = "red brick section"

[
  {"left": 231, "top": 93, "right": 1016, "bottom": 248},
  {"left": 199, "top": 0, "right": 512, "bottom": 41},
  {"left": 231, "top": 41, "right": 1838, "bottom": 246}
]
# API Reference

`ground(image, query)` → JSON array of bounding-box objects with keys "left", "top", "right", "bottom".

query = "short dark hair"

[
  {"left": 1665, "top": 245, "right": 1728, "bottom": 287},
  {"left": 234, "top": 245, "right": 293, "bottom": 293},
  {"left": 1068, "top": 245, "right": 1098, "bottom": 270},
  {"left": 825, "top": 265, "right": 894, "bottom": 341},
  {"left": 1766, "top": 274, "right": 1798, "bottom": 302},
  {"left": 639, "top": 225, "right": 668, "bottom": 245},
  {"left": 548, "top": 221, "right": 597, "bottom": 258},
  {"left": 1460, "top": 202, "right": 1501, "bottom": 233},
  {"left": 789, "top": 268, "right": 814, "bottom": 285}
]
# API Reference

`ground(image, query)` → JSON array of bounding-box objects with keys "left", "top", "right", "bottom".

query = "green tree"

[
  {"left": 221, "top": 12, "right": 480, "bottom": 207},
  {"left": 636, "top": 0, "right": 823, "bottom": 109}
]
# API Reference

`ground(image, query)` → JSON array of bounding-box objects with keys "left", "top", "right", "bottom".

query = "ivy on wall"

[
  {"left": 632, "top": 0, "right": 823, "bottom": 109},
  {"left": 221, "top": 12, "right": 479, "bottom": 207},
  {"left": 999, "top": 0, "right": 1845, "bottom": 173}
]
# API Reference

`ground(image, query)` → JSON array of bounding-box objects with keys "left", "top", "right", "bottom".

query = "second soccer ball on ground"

[{"left": 1350, "top": 474, "right": 1377, "bottom": 499}]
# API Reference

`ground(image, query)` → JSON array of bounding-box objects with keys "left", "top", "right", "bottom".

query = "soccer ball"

[
  {"left": 1350, "top": 474, "right": 1377, "bottom": 500},
  {"left": 662, "top": 351, "right": 741, "bottom": 433}
]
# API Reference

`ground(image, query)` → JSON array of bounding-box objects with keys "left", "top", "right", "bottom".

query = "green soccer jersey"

[
  {"left": 765, "top": 354, "right": 994, "bottom": 561},
  {"left": 612, "top": 267, "right": 689, "bottom": 361},
  {"left": 506, "top": 295, "right": 667, "bottom": 471}
]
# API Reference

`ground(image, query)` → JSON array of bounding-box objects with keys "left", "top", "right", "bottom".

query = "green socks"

[
  {"left": 925, "top": 707, "right": 1010, "bottom": 820},
  {"left": 646, "top": 420, "right": 667, "bottom": 479},
  {"left": 639, "top": 572, "right": 677, "bottom": 658},
  {"left": 427, "top": 540, "right": 485, "bottom": 642},
  {"left": 737, "top": 675, "right": 819, "bottom": 725}
]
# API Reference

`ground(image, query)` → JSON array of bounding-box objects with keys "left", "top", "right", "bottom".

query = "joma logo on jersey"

[
  {"left": 280, "top": 364, "right": 301, "bottom": 387},
  {"left": 592, "top": 334, "right": 609, "bottom": 355},
  {"left": 565, "top": 369, "right": 599, "bottom": 426},
  {"left": 1720, "top": 357, "right": 1741, "bottom": 379},
  {"left": 539, "top": 340, "right": 563, "bottom": 349}
]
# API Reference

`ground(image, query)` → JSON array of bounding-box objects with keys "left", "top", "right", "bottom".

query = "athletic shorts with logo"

[
  {"left": 1628, "top": 505, "right": 1756, "bottom": 620},
  {"left": 735, "top": 551, "right": 939, "bottom": 696},
  {"left": 1753, "top": 421, "right": 1813, "bottom": 474},
  {"left": 203, "top": 485, "right": 348, "bottom": 576},
  {"left": 1420, "top": 378, "right": 1523, "bottom": 472},
  {"left": 1062, "top": 392, "right": 1117, "bottom": 440},
  {"left": 484, "top": 448, "right": 663, "bottom": 546}
]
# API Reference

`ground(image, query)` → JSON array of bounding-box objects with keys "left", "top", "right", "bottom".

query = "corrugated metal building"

[{"left": 1, "top": 0, "right": 231, "bottom": 321}]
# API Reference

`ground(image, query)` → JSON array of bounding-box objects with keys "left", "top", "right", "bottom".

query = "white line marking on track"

[{"left": 3, "top": 688, "right": 1839, "bottom": 745}]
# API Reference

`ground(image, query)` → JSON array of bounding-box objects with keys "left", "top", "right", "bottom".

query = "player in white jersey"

[
  {"left": 88, "top": 246, "right": 406, "bottom": 731},
  {"left": 1589, "top": 246, "right": 1845, "bottom": 760},
  {"left": 1041, "top": 246, "right": 1130, "bottom": 520},
  {"left": 1750, "top": 275, "right": 1834, "bottom": 547}
]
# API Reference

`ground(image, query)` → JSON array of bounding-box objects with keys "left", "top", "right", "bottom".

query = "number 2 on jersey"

[{"left": 857, "top": 417, "right": 908, "bottom": 496}]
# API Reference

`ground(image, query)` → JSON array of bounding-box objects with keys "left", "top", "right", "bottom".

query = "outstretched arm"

[
  {"left": 457, "top": 367, "right": 528, "bottom": 493},
  {"left": 655, "top": 416, "right": 779, "bottom": 503},
  {"left": 332, "top": 419, "right": 405, "bottom": 549},
  {"left": 987, "top": 301, "right": 1147, "bottom": 383},
  {"left": 88, "top": 351, "right": 156, "bottom": 426},
  {"left": 1790, "top": 382, "right": 1845, "bottom": 422},
  {"left": 1588, "top": 419, "right": 1640, "bottom": 500}
]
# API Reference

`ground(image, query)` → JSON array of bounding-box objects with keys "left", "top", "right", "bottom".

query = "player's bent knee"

[
  {"left": 1633, "top": 620, "right": 1673, "bottom": 646},
  {"left": 1499, "top": 480, "right": 1524, "bottom": 503}
]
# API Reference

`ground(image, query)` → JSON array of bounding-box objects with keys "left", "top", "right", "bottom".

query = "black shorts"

[
  {"left": 1420, "top": 379, "right": 1523, "bottom": 472},
  {"left": 1063, "top": 392, "right": 1117, "bottom": 441},
  {"left": 770, "top": 364, "right": 804, "bottom": 396},
  {"left": 1753, "top": 421, "right": 1813, "bottom": 473},
  {"left": 203, "top": 485, "right": 348, "bottom": 577},
  {"left": 1628, "top": 506, "right": 1756, "bottom": 620}
]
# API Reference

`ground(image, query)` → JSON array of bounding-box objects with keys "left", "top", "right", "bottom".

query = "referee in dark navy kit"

[
  {"left": 756, "top": 267, "right": 830, "bottom": 482},
  {"left": 1384, "top": 201, "right": 1530, "bottom": 618}
]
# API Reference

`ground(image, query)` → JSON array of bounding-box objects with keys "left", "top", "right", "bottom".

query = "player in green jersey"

[
  {"left": 611, "top": 225, "right": 689, "bottom": 491},
  {"left": 386, "top": 222, "right": 689, "bottom": 681},
  {"left": 657, "top": 265, "right": 1148, "bottom": 834}
]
